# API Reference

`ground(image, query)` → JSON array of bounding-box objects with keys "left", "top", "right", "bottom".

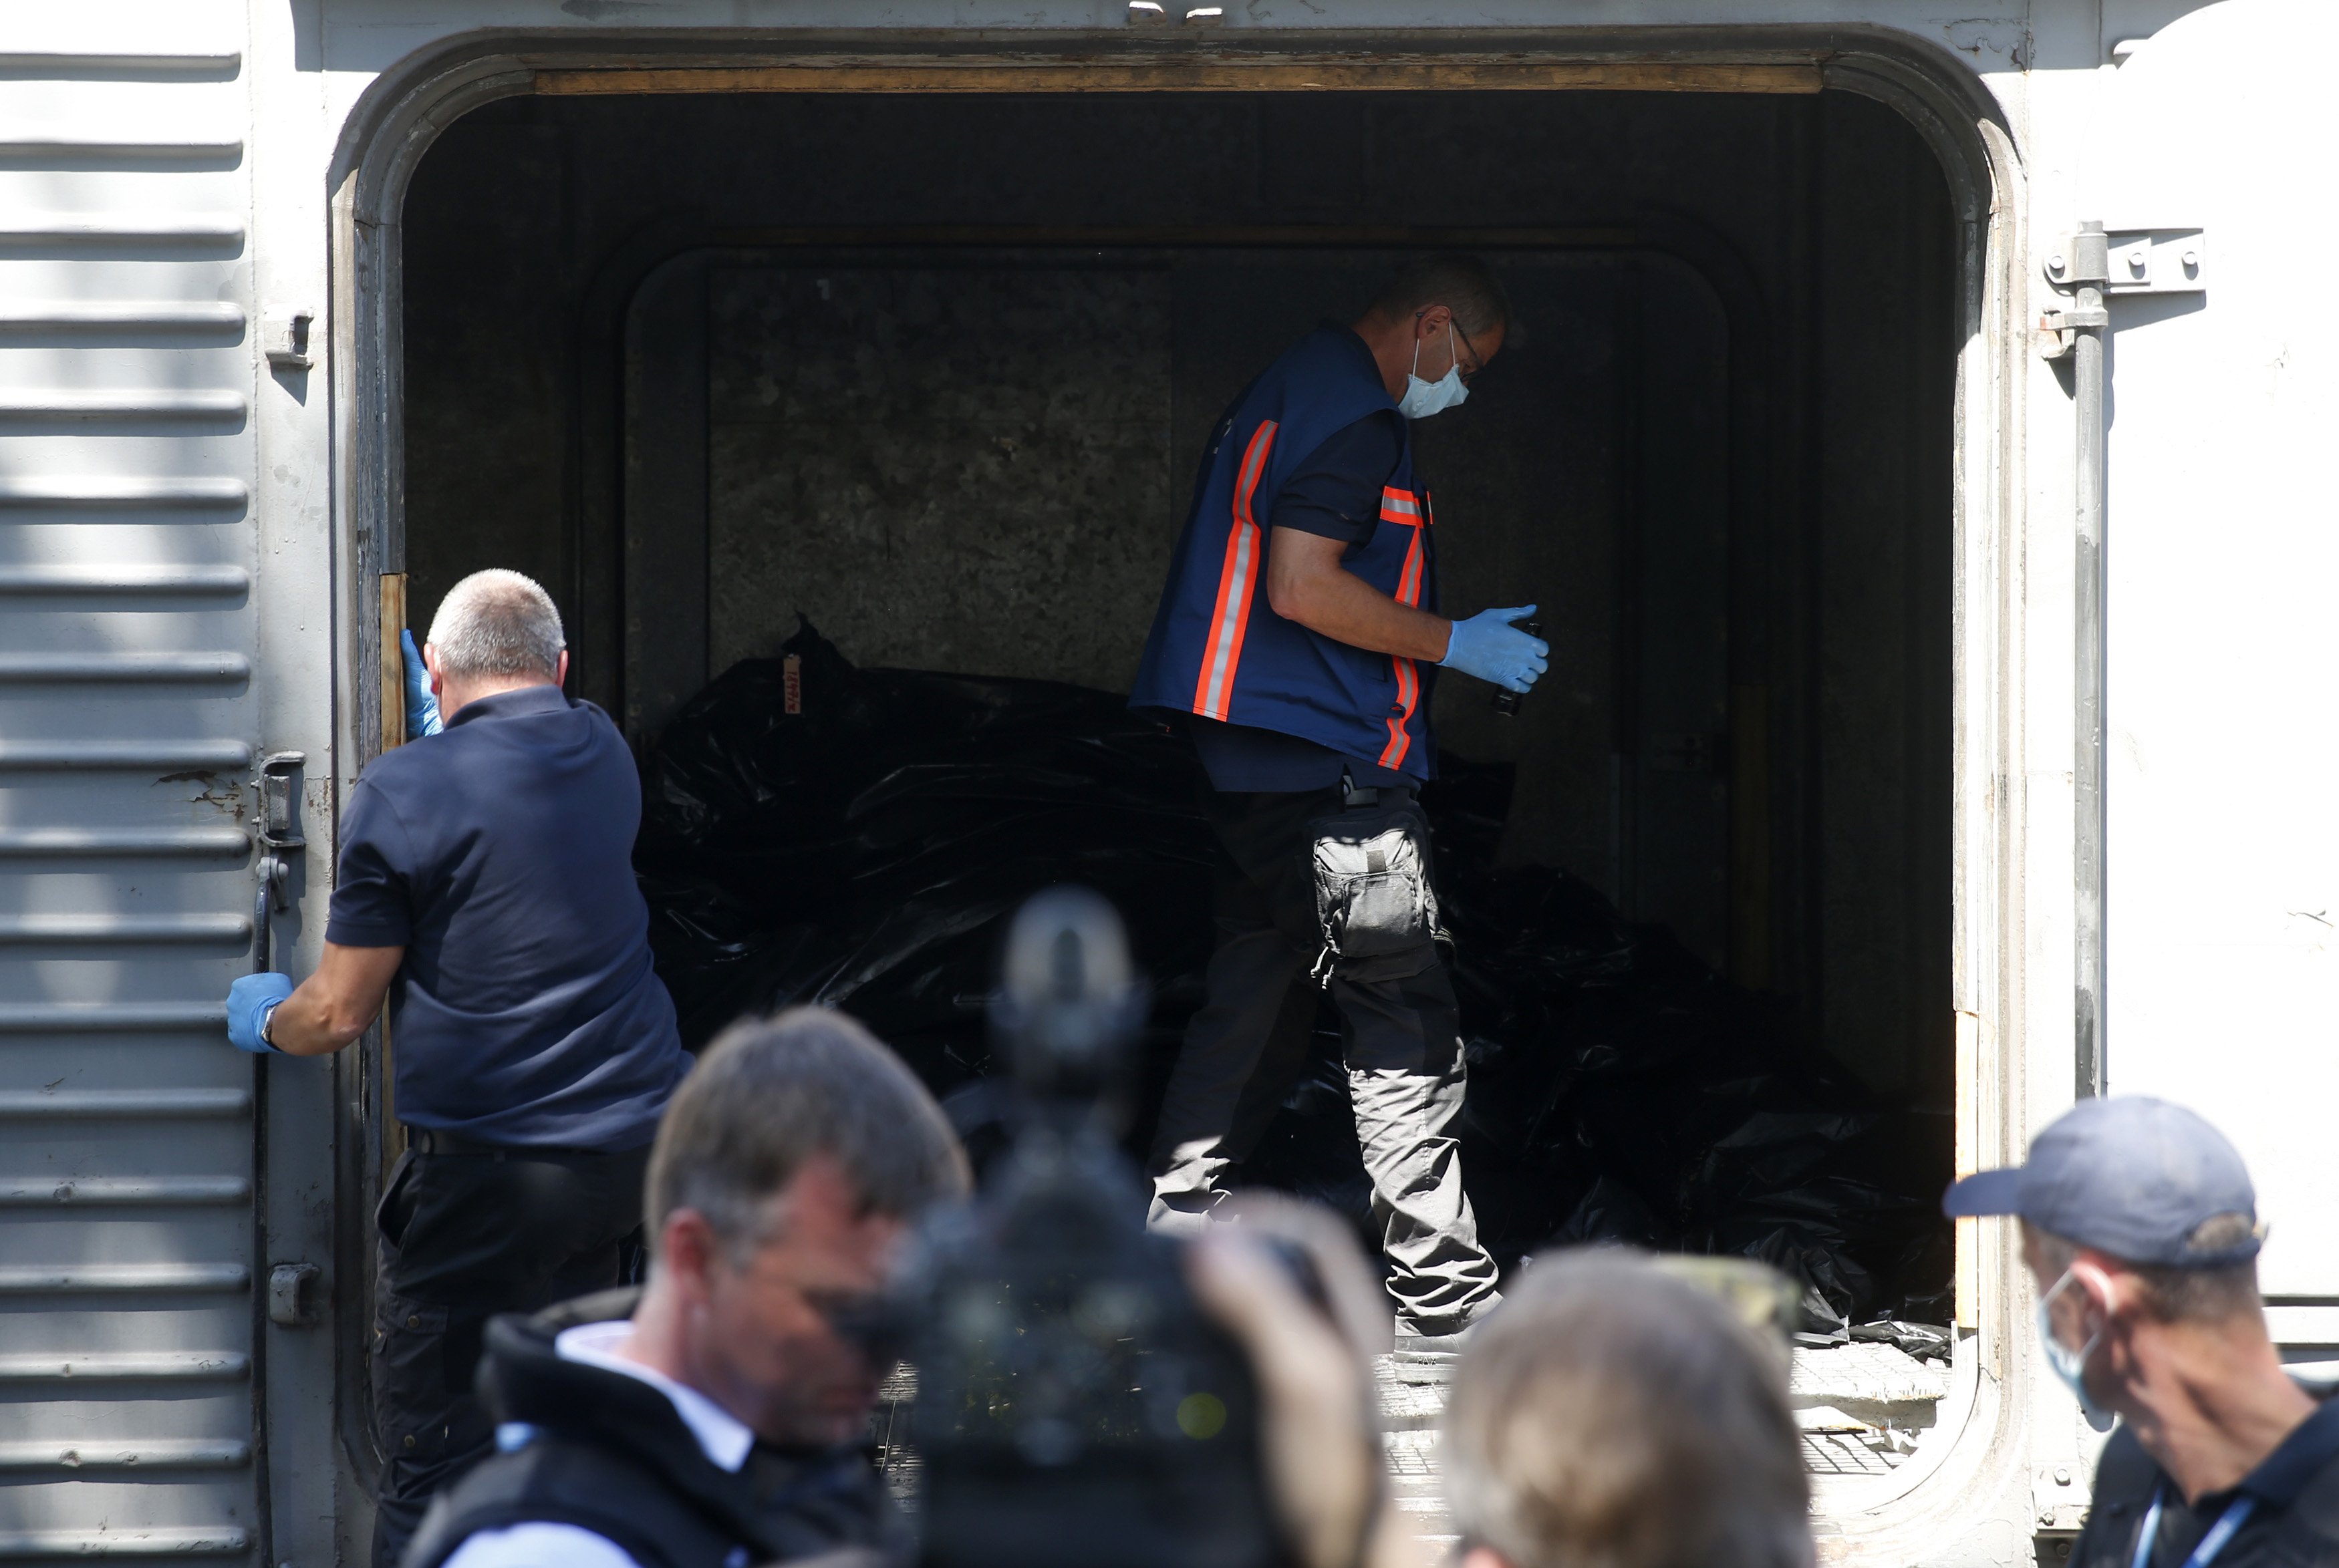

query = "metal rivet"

[
  {"left": 406, "top": 1314, "right": 421, "bottom": 1329},
  {"left": 2048, "top": 255, "right": 2066, "bottom": 273},
  {"left": 402, "top": 1434, "right": 417, "bottom": 1450},
  {"left": 2054, "top": 1466, "right": 2072, "bottom": 1484},
  {"left": 2183, "top": 251, "right": 2199, "bottom": 269},
  {"left": 2128, "top": 254, "right": 2147, "bottom": 274}
]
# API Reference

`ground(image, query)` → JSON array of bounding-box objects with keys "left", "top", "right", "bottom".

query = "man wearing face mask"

[
  {"left": 1129, "top": 256, "right": 1542, "bottom": 1377},
  {"left": 1943, "top": 1097, "right": 2339, "bottom": 1568}
]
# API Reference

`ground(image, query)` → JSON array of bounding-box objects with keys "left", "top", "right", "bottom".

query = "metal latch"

[
  {"left": 2045, "top": 229, "right": 2206, "bottom": 295},
  {"left": 2034, "top": 1462, "right": 2090, "bottom": 1531},
  {"left": 267, "top": 1262, "right": 322, "bottom": 1326},
  {"left": 253, "top": 752, "right": 305, "bottom": 974},
  {"left": 258, "top": 752, "right": 305, "bottom": 851},
  {"left": 263, "top": 305, "right": 317, "bottom": 371},
  {"left": 2038, "top": 226, "right": 2203, "bottom": 359},
  {"left": 1647, "top": 732, "right": 1728, "bottom": 774}
]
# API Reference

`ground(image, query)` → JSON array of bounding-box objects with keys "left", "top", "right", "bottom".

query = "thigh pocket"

[
  {"left": 372, "top": 1290, "right": 462, "bottom": 1458},
  {"left": 1311, "top": 806, "right": 1440, "bottom": 969}
]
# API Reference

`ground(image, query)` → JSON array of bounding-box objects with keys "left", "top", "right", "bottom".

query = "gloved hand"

[
  {"left": 228, "top": 971, "right": 294, "bottom": 1054},
  {"left": 402, "top": 629, "right": 442, "bottom": 740},
  {"left": 1438, "top": 604, "right": 1549, "bottom": 693}
]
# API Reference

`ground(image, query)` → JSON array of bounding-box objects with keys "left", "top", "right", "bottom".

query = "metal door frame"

[{"left": 323, "top": 26, "right": 2028, "bottom": 1557}]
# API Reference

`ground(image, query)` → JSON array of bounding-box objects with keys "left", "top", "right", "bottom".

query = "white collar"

[{"left": 553, "top": 1319, "right": 756, "bottom": 1473}]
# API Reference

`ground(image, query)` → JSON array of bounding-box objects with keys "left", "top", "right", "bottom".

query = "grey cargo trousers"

[{"left": 1145, "top": 785, "right": 1500, "bottom": 1334}]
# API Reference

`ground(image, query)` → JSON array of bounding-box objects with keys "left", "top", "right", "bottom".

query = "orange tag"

[{"left": 783, "top": 654, "right": 803, "bottom": 715}]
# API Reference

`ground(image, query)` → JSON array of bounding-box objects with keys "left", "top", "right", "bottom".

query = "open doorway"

[{"left": 396, "top": 82, "right": 1959, "bottom": 1454}]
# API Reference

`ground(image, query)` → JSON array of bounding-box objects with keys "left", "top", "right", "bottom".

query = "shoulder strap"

[{"left": 403, "top": 1436, "right": 744, "bottom": 1568}]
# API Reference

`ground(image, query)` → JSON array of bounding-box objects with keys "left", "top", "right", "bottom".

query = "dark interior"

[{"left": 397, "top": 86, "right": 1959, "bottom": 1308}]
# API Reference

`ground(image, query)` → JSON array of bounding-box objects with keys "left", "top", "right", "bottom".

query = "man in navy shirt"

[
  {"left": 1945, "top": 1098, "right": 2339, "bottom": 1567},
  {"left": 225, "top": 569, "right": 692, "bottom": 1568},
  {"left": 1129, "top": 257, "right": 1548, "bottom": 1377}
]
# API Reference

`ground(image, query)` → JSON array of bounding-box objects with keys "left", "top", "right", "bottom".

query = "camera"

[{"left": 902, "top": 888, "right": 1295, "bottom": 1568}]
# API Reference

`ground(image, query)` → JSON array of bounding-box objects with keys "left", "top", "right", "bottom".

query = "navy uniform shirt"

[
  {"left": 1190, "top": 325, "right": 1413, "bottom": 793},
  {"left": 2074, "top": 1384, "right": 2339, "bottom": 1568},
  {"left": 327, "top": 684, "right": 690, "bottom": 1150}
]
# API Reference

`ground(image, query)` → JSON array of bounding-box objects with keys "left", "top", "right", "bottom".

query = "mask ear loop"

[
  {"left": 2042, "top": 1266, "right": 2107, "bottom": 1365},
  {"left": 1411, "top": 310, "right": 1462, "bottom": 383}
]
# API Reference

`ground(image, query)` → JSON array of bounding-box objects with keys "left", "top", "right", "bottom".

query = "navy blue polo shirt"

[
  {"left": 1189, "top": 343, "right": 1414, "bottom": 794},
  {"left": 2074, "top": 1382, "right": 2339, "bottom": 1568},
  {"left": 327, "top": 684, "right": 688, "bottom": 1150}
]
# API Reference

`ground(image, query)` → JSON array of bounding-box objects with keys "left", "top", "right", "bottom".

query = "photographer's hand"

[{"left": 1188, "top": 1233, "right": 1424, "bottom": 1568}]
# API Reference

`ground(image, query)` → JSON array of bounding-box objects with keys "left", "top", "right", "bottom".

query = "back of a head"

[
  {"left": 426, "top": 568, "right": 566, "bottom": 684},
  {"left": 1369, "top": 255, "right": 1514, "bottom": 339},
  {"left": 1445, "top": 1250, "right": 1811, "bottom": 1568},
  {"left": 646, "top": 1007, "right": 970, "bottom": 1258}
]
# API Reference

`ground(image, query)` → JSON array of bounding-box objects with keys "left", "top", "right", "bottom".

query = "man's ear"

[
  {"left": 421, "top": 642, "right": 447, "bottom": 699},
  {"left": 659, "top": 1209, "right": 724, "bottom": 1307},
  {"left": 555, "top": 649, "right": 570, "bottom": 689},
  {"left": 2070, "top": 1254, "right": 2126, "bottom": 1329}
]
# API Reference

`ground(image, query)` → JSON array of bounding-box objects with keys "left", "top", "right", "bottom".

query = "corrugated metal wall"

[{"left": 0, "top": 14, "right": 267, "bottom": 1565}]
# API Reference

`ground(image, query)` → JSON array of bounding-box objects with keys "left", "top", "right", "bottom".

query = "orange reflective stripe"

[
  {"left": 1379, "top": 656, "right": 1419, "bottom": 769},
  {"left": 1192, "top": 420, "right": 1279, "bottom": 720},
  {"left": 1377, "top": 485, "right": 1428, "bottom": 767},
  {"left": 1393, "top": 524, "right": 1425, "bottom": 609}
]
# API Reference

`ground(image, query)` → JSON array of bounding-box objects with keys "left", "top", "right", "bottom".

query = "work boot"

[{"left": 1389, "top": 1316, "right": 1485, "bottom": 1385}]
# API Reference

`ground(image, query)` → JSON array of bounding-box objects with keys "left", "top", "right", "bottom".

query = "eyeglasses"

[
  {"left": 1451, "top": 319, "right": 1486, "bottom": 385},
  {"left": 1417, "top": 309, "right": 1486, "bottom": 385}
]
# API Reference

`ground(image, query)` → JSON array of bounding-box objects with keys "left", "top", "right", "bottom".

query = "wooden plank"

[
  {"left": 535, "top": 58, "right": 1824, "bottom": 98},
  {"left": 378, "top": 573, "right": 408, "bottom": 1173},
  {"left": 379, "top": 573, "right": 407, "bottom": 756}
]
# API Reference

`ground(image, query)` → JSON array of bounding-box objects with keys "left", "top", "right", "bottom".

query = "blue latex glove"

[
  {"left": 1438, "top": 604, "right": 1549, "bottom": 693},
  {"left": 228, "top": 971, "right": 294, "bottom": 1054},
  {"left": 402, "top": 629, "right": 442, "bottom": 740}
]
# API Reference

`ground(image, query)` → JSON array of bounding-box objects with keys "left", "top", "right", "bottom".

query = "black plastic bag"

[
  {"left": 637, "top": 619, "right": 1220, "bottom": 1105},
  {"left": 635, "top": 624, "right": 1951, "bottom": 1325}
]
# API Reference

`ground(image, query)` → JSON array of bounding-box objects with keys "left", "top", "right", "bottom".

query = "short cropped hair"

[
  {"left": 426, "top": 569, "right": 565, "bottom": 683},
  {"left": 1369, "top": 255, "right": 1514, "bottom": 340},
  {"left": 645, "top": 1007, "right": 970, "bottom": 1263},
  {"left": 2031, "top": 1216, "right": 2262, "bottom": 1324},
  {"left": 1444, "top": 1250, "right": 1810, "bottom": 1568}
]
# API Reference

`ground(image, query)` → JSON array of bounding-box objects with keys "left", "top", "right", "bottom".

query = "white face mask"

[
  {"left": 1397, "top": 322, "right": 1470, "bottom": 420},
  {"left": 2036, "top": 1267, "right": 2116, "bottom": 1432}
]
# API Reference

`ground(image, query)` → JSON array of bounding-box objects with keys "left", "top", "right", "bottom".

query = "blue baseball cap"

[{"left": 1941, "top": 1096, "right": 2262, "bottom": 1267}]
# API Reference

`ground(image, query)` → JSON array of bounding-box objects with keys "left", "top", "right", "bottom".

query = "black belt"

[
  {"left": 406, "top": 1128, "right": 604, "bottom": 1160},
  {"left": 1339, "top": 767, "right": 1417, "bottom": 809}
]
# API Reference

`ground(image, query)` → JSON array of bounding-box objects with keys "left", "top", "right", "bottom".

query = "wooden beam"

[
  {"left": 378, "top": 572, "right": 408, "bottom": 1174},
  {"left": 534, "top": 57, "right": 1824, "bottom": 98},
  {"left": 378, "top": 573, "right": 407, "bottom": 758}
]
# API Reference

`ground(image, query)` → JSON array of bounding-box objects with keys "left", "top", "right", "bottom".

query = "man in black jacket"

[
  {"left": 401, "top": 1008, "right": 970, "bottom": 1568},
  {"left": 1945, "top": 1097, "right": 2339, "bottom": 1568}
]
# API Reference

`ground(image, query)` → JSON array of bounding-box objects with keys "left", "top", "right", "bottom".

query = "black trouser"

[
  {"left": 370, "top": 1136, "right": 649, "bottom": 1568},
  {"left": 1143, "top": 786, "right": 1500, "bottom": 1333}
]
